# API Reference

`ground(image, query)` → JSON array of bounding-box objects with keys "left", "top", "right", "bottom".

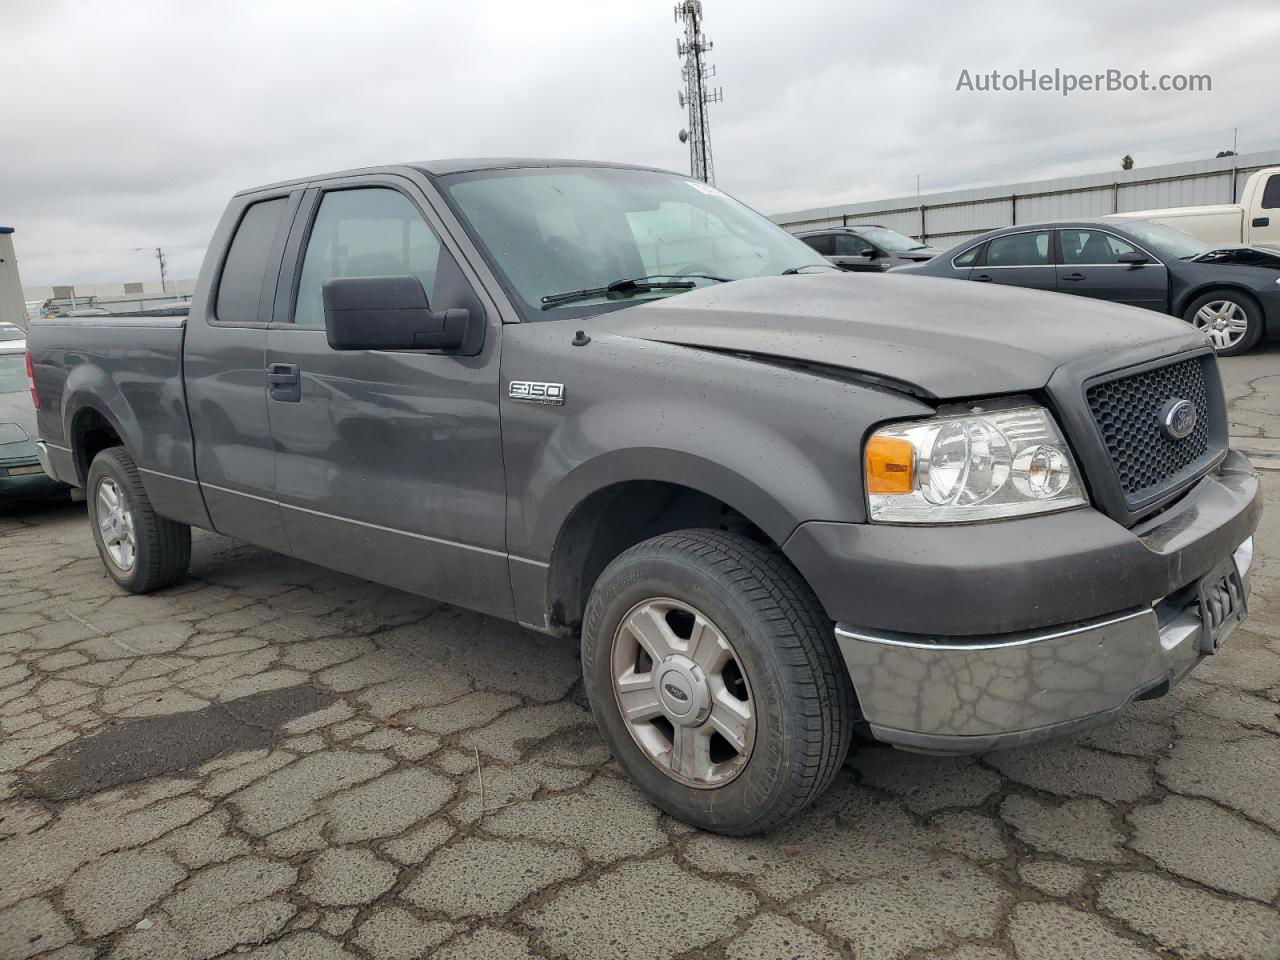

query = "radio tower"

[{"left": 675, "top": 1, "right": 722, "bottom": 184}]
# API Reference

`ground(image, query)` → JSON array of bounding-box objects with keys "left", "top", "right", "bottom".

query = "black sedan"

[{"left": 893, "top": 218, "right": 1280, "bottom": 356}]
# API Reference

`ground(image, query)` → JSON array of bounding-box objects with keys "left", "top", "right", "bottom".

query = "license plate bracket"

[{"left": 1197, "top": 558, "right": 1247, "bottom": 655}]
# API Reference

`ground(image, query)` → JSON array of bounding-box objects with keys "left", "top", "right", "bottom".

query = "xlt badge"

[{"left": 509, "top": 381, "right": 565, "bottom": 405}]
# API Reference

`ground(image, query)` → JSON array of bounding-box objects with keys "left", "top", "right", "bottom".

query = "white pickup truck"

[{"left": 1111, "top": 167, "right": 1280, "bottom": 248}]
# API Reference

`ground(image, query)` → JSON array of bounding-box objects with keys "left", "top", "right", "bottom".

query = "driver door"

[{"left": 265, "top": 178, "right": 511, "bottom": 617}]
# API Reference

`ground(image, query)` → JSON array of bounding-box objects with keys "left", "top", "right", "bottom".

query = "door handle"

[
  {"left": 1062, "top": 273, "right": 1087, "bottom": 282},
  {"left": 1253, "top": 217, "right": 1270, "bottom": 228},
  {"left": 974, "top": 273, "right": 993, "bottom": 282},
  {"left": 267, "top": 363, "right": 301, "bottom": 403}
]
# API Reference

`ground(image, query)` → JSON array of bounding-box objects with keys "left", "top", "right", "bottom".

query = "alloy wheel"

[
  {"left": 96, "top": 477, "right": 137, "bottom": 572},
  {"left": 610, "top": 597, "right": 755, "bottom": 788},
  {"left": 1193, "top": 300, "right": 1249, "bottom": 351}
]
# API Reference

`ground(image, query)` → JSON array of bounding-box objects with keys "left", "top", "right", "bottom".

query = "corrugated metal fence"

[{"left": 770, "top": 149, "right": 1280, "bottom": 249}]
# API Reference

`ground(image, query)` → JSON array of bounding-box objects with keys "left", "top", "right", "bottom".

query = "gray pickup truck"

[{"left": 28, "top": 159, "right": 1260, "bottom": 834}]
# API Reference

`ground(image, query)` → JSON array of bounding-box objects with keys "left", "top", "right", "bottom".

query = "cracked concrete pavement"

[{"left": 1, "top": 346, "right": 1279, "bottom": 960}]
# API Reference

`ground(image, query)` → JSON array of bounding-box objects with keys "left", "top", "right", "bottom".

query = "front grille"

[{"left": 1085, "top": 355, "right": 1212, "bottom": 502}]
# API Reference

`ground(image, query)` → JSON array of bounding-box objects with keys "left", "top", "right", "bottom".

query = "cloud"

[{"left": 2, "top": 0, "right": 1277, "bottom": 285}]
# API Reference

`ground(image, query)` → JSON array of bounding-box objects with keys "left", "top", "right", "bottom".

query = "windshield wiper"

[
  {"left": 541, "top": 273, "right": 730, "bottom": 309},
  {"left": 781, "top": 264, "right": 834, "bottom": 275}
]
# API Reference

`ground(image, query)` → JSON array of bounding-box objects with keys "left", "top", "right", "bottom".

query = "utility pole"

[
  {"left": 675, "top": 1, "right": 722, "bottom": 184},
  {"left": 155, "top": 246, "right": 168, "bottom": 295}
]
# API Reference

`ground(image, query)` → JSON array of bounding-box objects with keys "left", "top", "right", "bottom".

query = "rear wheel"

[
  {"left": 1184, "top": 289, "right": 1262, "bottom": 357},
  {"left": 86, "top": 447, "right": 191, "bottom": 593},
  {"left": 581, "top": 529, "right": 854, "bottom": 835}
]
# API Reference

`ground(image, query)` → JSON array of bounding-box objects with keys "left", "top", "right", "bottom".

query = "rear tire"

[
  {"left": 581, "top": 529, "right": 854, "bottom": 835},
  {"left": 1183, "top": 289, "right": 1263, "bottom": 357},
  {"left": 86, "top": 447, "right": 191, "bottom": 593}
]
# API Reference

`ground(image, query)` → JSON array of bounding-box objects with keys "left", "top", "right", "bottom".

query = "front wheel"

[
  {"left": 1184, "top": 290, "right": 1263, "bottom": 357},
  {"left": 581, "top": 530, "right": 854, "bottom": 835},
  {"left": 86, "top": 447, "right": 191, "bottom": 593}
]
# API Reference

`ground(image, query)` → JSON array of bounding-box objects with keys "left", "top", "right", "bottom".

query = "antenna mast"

[{"left": 675, "top": 1, "right": 722, "bottom": 184}]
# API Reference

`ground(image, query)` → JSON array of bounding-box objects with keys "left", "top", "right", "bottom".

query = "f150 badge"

[{"left": 509, "top": 381, "right": 566, "bottom": 405}]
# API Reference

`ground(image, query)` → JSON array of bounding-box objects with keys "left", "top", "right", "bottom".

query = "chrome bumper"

[
  {"left": 835, "top": 537, "right": 1254, "bottom": 754},
  {"left": 34, "top": 439, "right": 55, "bottom": 479}
]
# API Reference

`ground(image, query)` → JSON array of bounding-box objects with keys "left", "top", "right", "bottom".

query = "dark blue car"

[{"left": 894, "top": 218, "right": 1280, "bottom": 356}]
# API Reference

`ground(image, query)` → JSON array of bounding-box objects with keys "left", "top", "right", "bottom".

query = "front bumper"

[{"left": 836, "top": 536, "right": 1254, "bottom": 754}]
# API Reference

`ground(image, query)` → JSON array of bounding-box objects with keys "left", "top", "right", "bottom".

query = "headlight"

[{"left": 865, "top": 404, "right": 1087, "bottom": 523}]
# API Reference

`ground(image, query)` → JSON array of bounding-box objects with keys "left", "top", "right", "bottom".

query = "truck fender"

[{"left": 60, "top": 364, "right": 142, "bottom": 483}]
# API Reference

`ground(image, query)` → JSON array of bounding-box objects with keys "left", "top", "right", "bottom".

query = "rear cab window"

[{"left": 215, "top": 197, "right": 290, "bottom": 324}]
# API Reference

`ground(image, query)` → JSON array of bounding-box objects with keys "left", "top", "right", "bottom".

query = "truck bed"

[{"left": 28, "top": 314, "right": 206, "bottom": 523}]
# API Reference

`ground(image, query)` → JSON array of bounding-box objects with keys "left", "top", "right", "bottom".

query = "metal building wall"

[{"left": 771, "top": 149, "right": 1280, "bottom": 249}]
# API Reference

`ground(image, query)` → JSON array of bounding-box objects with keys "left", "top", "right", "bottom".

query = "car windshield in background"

[
  {"left": 855, "top": 226, "right": 927, "bottom": 253},
  {"left": 0, "top": 354, "right": 27, "bottom": 393},
  {"left": 1120, "top": 220, "right": 1210, "bottom": 260},
  {"left": 441, "top": 166, "right": 836, "bottom": 319},
  {"left": 0, "top": 324, "right": 25, "bottom": 341}
]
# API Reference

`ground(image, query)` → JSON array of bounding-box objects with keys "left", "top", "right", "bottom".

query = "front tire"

[
  {"left": 1184, "top": 289, "right": 1263, "bottom": 357},
  {"left": 581, "top": 530, "right": 854, "bottom": 835},
  {"left": 86, "top": 447, "right": 191, "bottom": 593}
]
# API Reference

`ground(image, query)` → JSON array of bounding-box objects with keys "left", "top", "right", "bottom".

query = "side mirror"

[
  {"left": 861, "top": 248, "right": 879, "bottom": 259},
  {"left": 322, "top": 276, "right": 472, "bottom": 352},
  {"left": 1117, "top": 251, "right": 1150, "bottom": 266}
]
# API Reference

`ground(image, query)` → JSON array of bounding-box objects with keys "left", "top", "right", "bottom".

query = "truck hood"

[{"left": 588, "top": 274, "right": 1195, "bottom": 399}]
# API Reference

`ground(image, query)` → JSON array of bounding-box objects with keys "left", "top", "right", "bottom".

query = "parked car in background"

[
  {"left": 894, "top": 218, "right": 1280, "bottom": 355},
  {"left": 0, "top": 322, "right": 27, "bottom": 342},
  {"left": 28, "top": 159, "right": 1259, "bottom": 834},
  {"left": 0, "top": 345, "right": 62, "bottom": 498},
  {"left": 1109, "top": 167, "right": 1280, "bottom": 248},
  {"left": 796, "top": 224, "right": 941, "bottom": 272}
]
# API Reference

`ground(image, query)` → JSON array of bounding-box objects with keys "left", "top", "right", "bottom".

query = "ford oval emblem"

[
  {"left": 1161, "top": 399, "right": 1197, "bottom": 441},
  {"left": 663, "top": 682, "right": 690, "bottom": 703}
]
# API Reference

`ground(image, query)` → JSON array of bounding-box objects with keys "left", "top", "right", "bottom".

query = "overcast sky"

[{"left": 4, "top": 0, "right": 1279, "bottom": 287}]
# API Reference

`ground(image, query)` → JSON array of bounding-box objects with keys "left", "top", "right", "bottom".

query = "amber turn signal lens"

[{"left": 865, "top": 434, "right": 915, "bottom": 494}]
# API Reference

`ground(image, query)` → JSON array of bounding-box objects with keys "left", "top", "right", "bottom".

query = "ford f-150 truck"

[{"left": 27, "top": 159, "right": 1260, "bottom": 835}]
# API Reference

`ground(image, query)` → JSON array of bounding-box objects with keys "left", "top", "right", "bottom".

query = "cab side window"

[
  {"left": 986, "top": 231, "right": 1051, "bottom": 267},
  {"left": 294, "top": 188, "right": 443, "bottom": 327},
  {"left": 1262, "top": 174, "right": 1280, "bottom": 210},
  {"left": 216, "top": 197, "right": 289, "bottom": 324},
  {"left": 831, "top": 233, "right": 874, "bottom": 256},
  {"left": 1059, "top": 229, "right": 1137, "bottom": 264},
  {"left": 802, "top": 234, "right": 833, "bottom": 256}
]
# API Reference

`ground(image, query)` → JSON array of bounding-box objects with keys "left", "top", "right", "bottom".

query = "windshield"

[
  {"left": 0, "top": 355, "right": 26, "bottom": 393},
  {"left": 0, "top": 325, "right": 25, "bottom": 341},
  {"left": 1120, "top": 220, "right": 1210, "bottom": 260},
  {"left": 854, "top": 226, "right": 927, "bottom": 253},
  {"left": 440, "top": 166, "right": 835, "bottom": 319}
]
